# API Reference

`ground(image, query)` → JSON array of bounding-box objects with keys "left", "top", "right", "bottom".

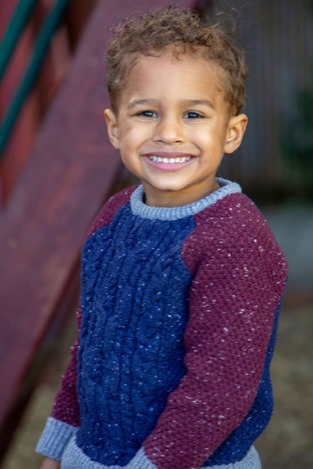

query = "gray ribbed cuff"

[{"left": 36, "top": 416, "right": 78, "bottom": 460}]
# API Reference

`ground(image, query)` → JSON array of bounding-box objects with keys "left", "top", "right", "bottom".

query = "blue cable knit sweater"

[{"left": 37, "top": 179, "right": 288, "bottom": 469}]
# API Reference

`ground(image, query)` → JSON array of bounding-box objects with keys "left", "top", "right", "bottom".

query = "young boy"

[{"left": 37, "top": 6, "right": 288, "bottom": 469}]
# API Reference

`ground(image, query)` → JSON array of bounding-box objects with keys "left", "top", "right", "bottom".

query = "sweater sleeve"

[
  {"left": 36, "top": 188, "right": 137, "bottom": 460},
  {"left": 139, "top": 220, "right": 288, "bottom": 469},
  {"left": 36, "top": 308, "right": 81, "bottom": 460}
]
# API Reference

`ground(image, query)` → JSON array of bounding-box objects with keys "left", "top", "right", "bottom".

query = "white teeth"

[{"left": 149, "top": 156, "right": 191, "bottom": 163}]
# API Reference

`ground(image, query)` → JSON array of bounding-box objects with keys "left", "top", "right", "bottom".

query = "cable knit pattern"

[{"left": 36, "top": 179, "right": 288, "bottom": 469}]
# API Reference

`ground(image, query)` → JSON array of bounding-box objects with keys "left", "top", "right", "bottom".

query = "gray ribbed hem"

[
  {"left": 126, "top": 448, "right": 157, "bottom": 469},
  {"left": 203, "top": 446, "right": 262, "bottom": 469},
  {"left": 36, "top": 417, "right": 78, "bottom": 461},
  {"left": 61, "top": 435, "right": 260, "bottom": 469},
  {"left": 130, "top": 178, "right": 242, "bottom": 220},
  {"left": 61, "top": 437, "right": 156, "bottom": 469}
]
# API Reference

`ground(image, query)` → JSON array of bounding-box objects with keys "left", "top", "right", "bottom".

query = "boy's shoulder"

[
  {"left": 184, "top": 191, "right": 287, "bottom": 276},
  {"left": 186, "top": 191, "right": 282, "bottom": 259},
  {"left": 87, "top": 185, "right": 138, "bottom": 238},
  {"left": 196, "top": 191, "right": 267, "bottom": 235}
]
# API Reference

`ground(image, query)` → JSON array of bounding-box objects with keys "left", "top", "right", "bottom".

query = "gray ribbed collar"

[{"left": 130, "top": 178, "right": 242, "bottom": 220}]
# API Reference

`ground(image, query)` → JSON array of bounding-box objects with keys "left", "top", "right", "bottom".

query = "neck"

[{"left": 143, "top": 180, "right": 220, "bottom": 208}]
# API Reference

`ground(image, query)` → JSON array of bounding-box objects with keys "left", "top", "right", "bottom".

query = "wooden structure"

[
  {"left": 0, "top": 0, "right": 99, "bottom": 202},
  {"left": 0, "top": 0, "right": 193, "bottom": 460}
]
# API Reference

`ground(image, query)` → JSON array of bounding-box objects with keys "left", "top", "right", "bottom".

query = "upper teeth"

[{"left": 149, "top": 156, "right": 191, "bottom": 163}]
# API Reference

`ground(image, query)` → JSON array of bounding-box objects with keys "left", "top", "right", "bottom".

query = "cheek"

[
  {"left": 189, "top": 127, "right": 215, "bottom": 148},
  {"left": 192, "top": 125, "right": 227, "bottom": 148},
  {"left": 118, "top": 139, "right": 141, "bottom": 171},
  {"left": 119, "top": 126, "right": 144, "bottom": 148}
]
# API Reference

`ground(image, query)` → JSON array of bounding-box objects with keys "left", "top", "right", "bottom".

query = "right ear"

[{"left": 104, "top": 109, "right": 120, "bottom": 149}]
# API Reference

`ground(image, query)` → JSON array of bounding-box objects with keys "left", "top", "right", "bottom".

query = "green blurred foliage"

[{"left": 283, "top": 88, "right": 313, "bottom": 186}]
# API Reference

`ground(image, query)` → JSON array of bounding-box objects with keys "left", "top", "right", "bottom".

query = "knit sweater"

[{"left": 37, "top": 178, "right": 288, "bottom": 469}]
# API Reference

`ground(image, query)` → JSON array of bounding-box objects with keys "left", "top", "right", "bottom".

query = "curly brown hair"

[{"left": 106, "top": 6, "right": 248, "bottom": 115}]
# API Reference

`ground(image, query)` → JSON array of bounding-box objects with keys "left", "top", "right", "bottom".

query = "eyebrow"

[
  {"left": 127, "top": 99, "right": 155, "bottom": 110},
  {"left": 127, "top": 98, "right": 215, "bottom": 110},
  {"left": 182, "top": 99, "right": 215, "bottom": 109}
]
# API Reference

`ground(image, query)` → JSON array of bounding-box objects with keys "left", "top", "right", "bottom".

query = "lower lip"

[{"left": 143, "top": 157, "right": 194, "bottom": 172}]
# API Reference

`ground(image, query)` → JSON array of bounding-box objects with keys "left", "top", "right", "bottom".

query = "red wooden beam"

[{"left": 0, "top": 0, "right": 194, "bottom": 457}]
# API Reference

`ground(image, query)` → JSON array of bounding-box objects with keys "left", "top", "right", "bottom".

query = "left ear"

[
  {"left": 224, "top": 113, "right": 248, "bottom": 154},
  {"left": 104, "top": 108, "right": 120, "bottom": 149}
]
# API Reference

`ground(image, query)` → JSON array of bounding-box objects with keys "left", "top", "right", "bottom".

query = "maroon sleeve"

[
  {"left": 143, "top": 207, "right": 288, "bottom": 469},
  {"left": 51, "top": 308, "right": 82, "bottom": 426},
  {"left": 87, "top": 185, "right": 137, "bottom": 237}
]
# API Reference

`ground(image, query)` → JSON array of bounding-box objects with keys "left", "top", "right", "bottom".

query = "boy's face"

[{"left": 105, "top": 52, "right": 247, "bottom": 207}]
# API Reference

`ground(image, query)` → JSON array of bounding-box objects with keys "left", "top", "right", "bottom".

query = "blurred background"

[{"left": 0, "top": 0, "right": 312, "bottom": 468}]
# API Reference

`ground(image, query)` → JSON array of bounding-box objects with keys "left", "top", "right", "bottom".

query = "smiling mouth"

[{"left": 148, "top": 155, "right": 192, "bottom": 164}]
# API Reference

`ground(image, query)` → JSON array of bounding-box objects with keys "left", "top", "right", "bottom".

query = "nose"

[{"left": 153, "top": 114, "right": 184, "bottom": 144}]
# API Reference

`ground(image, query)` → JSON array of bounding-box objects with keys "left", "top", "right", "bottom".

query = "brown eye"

[
  {"left": 138, "top": 110, "right": 158, "bottom": 118},
  {"left": 184, "top": 111, "right": 202, "bottom": 119}
]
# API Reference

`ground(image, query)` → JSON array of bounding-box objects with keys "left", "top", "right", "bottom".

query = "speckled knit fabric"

[{"left": 36, "top": 178, "right": 288, "bottom": 469}]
